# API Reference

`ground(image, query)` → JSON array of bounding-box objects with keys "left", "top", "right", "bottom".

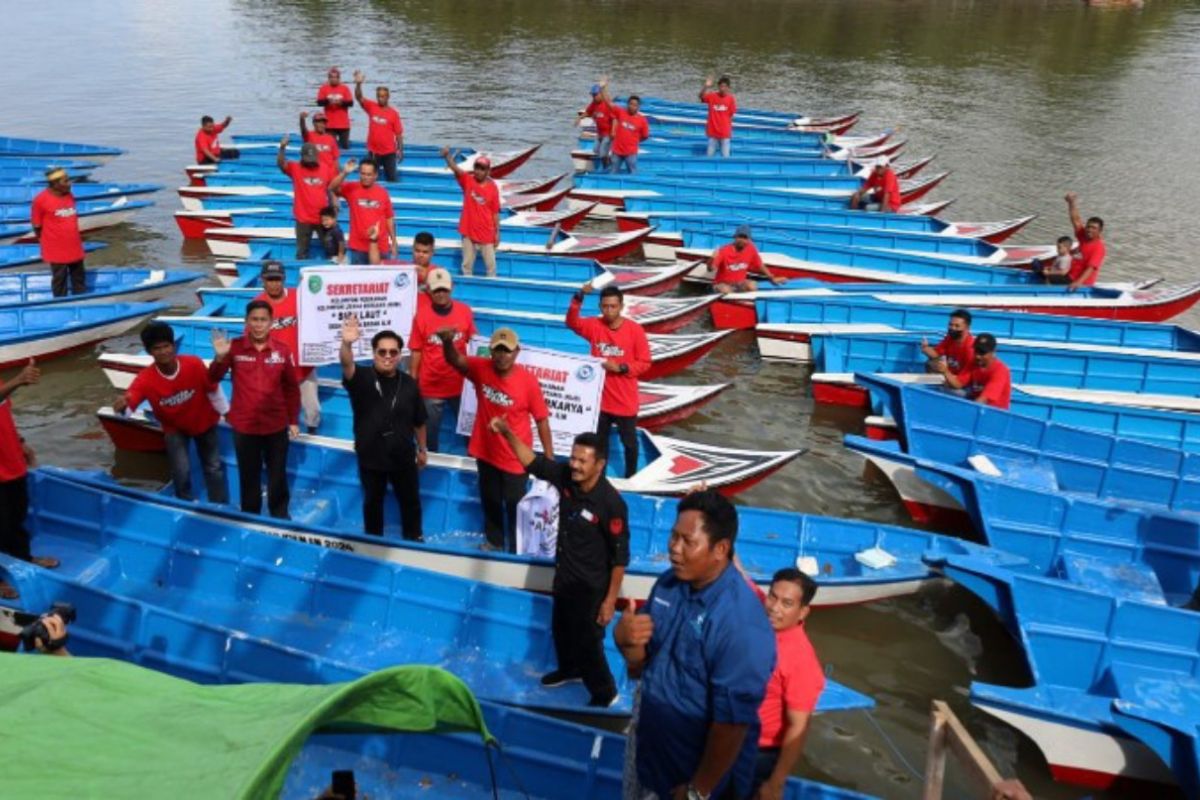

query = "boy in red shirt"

[
  {"left": 441, "top": 146, "right": 501, "bottom": 277},
  {"left": 30, "top": 167, "right": 87, "bottom": 297},
  {"left": 850, "top": 159, "right": 901, "bottom": 212},
  {"left": 578, "top": 79, "right": 615, "bottom": 170},
  {"left": 253, "top": 260, "right": 321, "bottom": 432},
  {"left": 710, "top": 225, "right": 786, "bottom": 294},
  {"left": 276, "top": 136, "right": 336, "bottom": 260},
  {"left": 330, "top": 159, "right": 397, "bottom": 265},
  {"left": 920, "top": 309, "right": 975, "bottom": 374},
  {"left": 316, "top": 67, "right": 353, "bottom": 150},
  {"left": 610, "top": 95, "right": 650, "bottom": 174},
  {"left": 439, "top": 327, "right": 554, "bottom": 552},
  {"left": 938, "top": 332, "right": 1012, "bottom": 410},
  {"left": 566, "top": 282, "right": 651, "bottom": 478},
  {"left": 112, "top": 322, "right": 228, "bottom": 504},
  {"left": 0, "top": 358, "right": 59, "bottom": 600},
  {"left": 299, "top": 110, "right": 340, "bottom": 171},
  {"left": 699, "top": 75, "right": 737, "bottom": 158},
  {"left": 1065, "top": 192, "right": 1106, "bottom": 291},
  {"left": 194, "top": 114, "right": 238, "bottom": 164},
  {"left": 353, "top": 69, "right": 404, "bottom": 182},
  {"left": 409, "top": 267, "right": 477, "bottom": 451},
  {"left": 208, "top": 300, "right": 301, "bottom": 519}
]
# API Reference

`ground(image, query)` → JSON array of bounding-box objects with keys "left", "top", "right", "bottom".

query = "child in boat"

[
  {"left": 1032, "top": 236, "right": 1073, "bottom": 285},
  {"left": 317, "top": 205, "right": 345, "bottom": 263}
]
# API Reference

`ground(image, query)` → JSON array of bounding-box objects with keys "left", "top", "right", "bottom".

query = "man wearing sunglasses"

[
  {"left": 340, "top": 315, "right": 427, "bottom": 542},
  {"left": 30, "top": 167, "right": 87, "bottom": 297},
  {"left": 317, "top": 67, "right": 353, "bottom": 150}
]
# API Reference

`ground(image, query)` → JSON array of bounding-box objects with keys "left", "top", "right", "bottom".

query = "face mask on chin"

[{"left": 947, "top": 329, "right": 964, "bottom": 340}]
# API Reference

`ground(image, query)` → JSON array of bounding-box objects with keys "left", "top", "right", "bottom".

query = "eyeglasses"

[{"left": 376, "top": 348, "right": 400, "bottom": 356}]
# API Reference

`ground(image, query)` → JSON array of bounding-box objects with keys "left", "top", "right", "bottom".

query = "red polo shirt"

[
  {"left": 712, "top": 242, "right": 763, "bottom": 285},
  {"left": 194, "top": 122, "right": 227, "bottom": 163},
  {"left": 360, "top": 99, "right": 403, "bottom": 156},
  {"left": 317, "top": 83, "right": 353, "bottom": 129},
  {"left": 30, "top": 189, "right": 85, "bottom": 264},
  {"left": 1068, "top": 225, "right": 1106, "bottom": 285},
  {"left": 864, "top": 168, "right": 901, "bottom": 212},
  {"left": 956, "top": 358, "right": 1012, "bottom": 410},
  {"left": 585, "top": 98, "right": 616, "bottom": 137},
  {"left": 410, "top": 300, "right": 477, "bottom": 399},
  {"left": 566, "top": 296, "right": 651, "bottom": 417},
  {"left": 283, "top": 161, "right": 335, "bottom": 225},
  {"left": 703, "top": 92, "right": 738, "bottom": 139},
  {"left": 611, "top": 107, "right": 650, "bottom": 157},
  {"left": 747, "top": 582, "right": 826, "bottom": 748},
  {"left": 125, "top": 356, "right": 221, "bottom": 437},
  {"left": 303, "top": 130, "right": 340, "bottom": 170},
  {"left": 338, "top": 181, "right": 394, "bottom": 253},
  {"left": 934, "top": 332, "right": 975, "bottom": 374},
  {"left": 465, "top": 356, "right": 549, "bottom": 475},
  {"left": 456, "top": 173, "right": 501, "bottom": 245}
]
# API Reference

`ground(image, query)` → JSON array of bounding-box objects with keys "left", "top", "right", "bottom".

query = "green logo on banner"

[{"left": 307, "top": 275, "right": 323, "bottom": 293}]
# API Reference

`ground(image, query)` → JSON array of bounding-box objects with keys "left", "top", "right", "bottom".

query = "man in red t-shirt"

[
  {"left": 442, "top": 146, "right": 502, "bottom": 277},
  {"left": 578, "top": 79, "right": 615, "bottom": 169},
  {"left": 920, "top": 309, "right": 976, "bottom": 374},
  {"left": 610, "top": 95, "right": 650, "bottom": 174},
  {"left": 316, "top": 67, "right": 353, "bottom": 149},
  {"left": 0, "top": 358, "right": 59, "bottom": 600},
  {"left": 30, "top": 167, "right": 87, "bottom": 297},
  {"left": 112, "top": 321, "right": 228, "bottom": 504},
  {"left": 194, "top": 114, "right": 238, "bottom": 164},
  {"left": 299, "top": 110, "right": 340, "bottom": 171},
  {"left": 276, "top": 136, "right": 335, "bottom": 260},
  {"left": 1064, "top": 192, "right": 1106, "bottom": 291},
  {"left": 440, "top": 326, "right": 554, "bottom": 551},
  {"left": 699, "top": 75, "right": 737, "bottom": 158},
  {"left": 253, "top": 260, "right": 321, "bottom": 432},
  {"left": 409, "top": 267, "right": 476, "bottom": 452},
  {"left": 566, "top": 282, "right": 651, "bottom": 478},
  {"left": 353, "top": 69, "right": 404, "bottom": 182},
  {"left": 938, "top": 332, "right": 1012, "bottom": 410},
  {"left": 850, "top": 159, "right": 901, "bottom": 212},
  {"left": 710, "top": 225, "right": 785, "bottom": 294},
  {"left": 330, "top": 158, "right": 397, "bottom": 265}
]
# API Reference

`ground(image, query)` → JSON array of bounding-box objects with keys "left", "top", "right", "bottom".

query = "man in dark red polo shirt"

[
  {"left": 316, "top": 67, "right": 353, "bottom": 149},
  {"left": 330, "top": 158, "right": 396, "bottom": 265},
  {"left": 920, "top": 309, "right": 975, "bottom": 374},
  {"left": 566, "top": 281, "right": 651, "bottom": 478},
  {"left": 208, "top": 301, "right": 301, "bottom": 519},
  {"left": 850, "top": 158, "right": 901, "bottom": 212},
  {"left": 30, "top": 167, "right": 87, "bottom": 297},
  {"left": 354, "top": 69, "right": 404, "bottom": 182},
  {"left": 699, "top": 75, "right": 737, "bottom": 157},
  {"left": 938, "top": 332, "right": 1012, "bottom": 409},
  {"left": 253, "top": 260, "right": 321, "bottom": 432},
  {"left": 194, "top": 115, "right": 238, "bottom": 164},
  {"left": 299, "top": 110, "right": 340, "bottom": 171},
  {"left": 441, "top": 146, "right": 501, "bottom": 277},
  {"left": 1065, "top": 192, "right": 1107, "bottom": 291},
  {"left": 276, "top": 136, "right": 336, "bottom": 260}
]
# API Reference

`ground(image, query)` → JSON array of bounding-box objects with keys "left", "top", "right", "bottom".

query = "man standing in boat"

[
  {"left": 253, "top": 260, "right": 322, "bottom": 433},
  {"left": 849, "top": 158, "right": 901, "bottom": 212},
  {"left": 566, "top": 281, "right": 651, "bottom": 478},
  {"left": 609, "top": 93, "right": 651, "bottom": 174},
  {"left": 30, "top": 167, "right": 87, "bottom": 297},
  {"left": 614, "top": 489, "right": 776, "bottom": 800},
  {"left": 330, "top": 158, "right": 397, "bottom": 265},
  {"left": 316, "top": 67, "right": 353, "bottom": 150},
  {"left": 699, "top": 75, "right": 737, "bottom": 158},
  {"left": 353, "top": 70, "right": 404, "bottom": 182},
  {"left": 276, "top": 136, "right": 336, "bottom": 261},
  {"left": 490, "top": 417, "right": 628, "bottom": 709},
  {"left": 299, "top": 110, "right": 340, "bottom": 171},
  {"left": 208, "top": 300, "right": 301, "bottom": 520},
  {"left": 578, "top": 79, "right": 615, "bottom": 170},
  {"left": 409, "top": 267, "right": 476, "bottom": 452},
  {"left": 1063, "top": 192, "right": 1106, "bottom": 291},
  {"left": 0, "top": 358, "right": 60, "bottom": 601},
  {"left": 113, "top": 322, "right": 229, "bottom": 505},
  {"left": 194, "top": 115, "right": 238, "bottom": 164},
  {"left": 440, "top": 147, "right": 501, "bottom": 277},
  {"left": 710, "top": 225, "right": 787, "bottom": 294},
  {"left": 936, "top": 332, "right": 1012, "bottom": 409},
  {"left": 438, "top": 327, "right": 554, "bottom": 552},
  {"left": 920, "top": 309, "right": 975, "bottom": 374},
  {"left": 339, "top": 315, "right": 428, "bottom": 542}
]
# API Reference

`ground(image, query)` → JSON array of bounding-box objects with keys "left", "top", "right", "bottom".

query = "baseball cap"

[
  {"left": 591, "top": 83, "right": 602, "bottom": 95},
  {"left": 427, "top": 268, "right": 453, "bottom": 292},
  {"left": 45, "top": 167, "right": 69, "bottom": 183},
  {"left": 299, "top": 143, "right": 319, "bottom": 163},
  {"left": 474, "top": 156, "right": 492, "bottom": 169},
  {"left": 876, "top": 156, "right": 890, "bottom": 167},
  {"left": 260, "top": 260, "right": 285, "bottom": 280},
  {"left": 489, "top": 328, "right": 520, "bottom": 351},
  {"left": 734, "top": 224, "right": 752, "bottom": 238}
]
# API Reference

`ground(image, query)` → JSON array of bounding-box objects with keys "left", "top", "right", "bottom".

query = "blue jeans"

[
  {"left": 706, "top": 137, "right": 731, "bottom": 157},
  {"left": 422, "top": 395, "right": 459, "bottom": 452},
  {"left": 166, "top": 426, "right": 228, "bottom": 503},
  {"left": 610, "top": 154, "right": 637, "bottom": 174},
  {"left": 593, "top": 136, "right": 612, "bottom": 161},
  {"left": 348, "top": 248, "right": 370, "bottom": 265}
]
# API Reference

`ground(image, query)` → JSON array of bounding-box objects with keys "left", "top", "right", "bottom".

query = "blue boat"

[
  {"left": 1110, "top": 668, "right": 1200, "bottom": 800},
  {"left": 200, "top": 168, "right": 485, "bottom": 192},
  {"left": 0, "top": 242, "right": 107, "bottom": 270},
  {"left": 0, "top": 302, "right": 164, "bottom": 367},
  {"left": 0, "top": 134, "right": 123, "bottom": 161},
  {"left": 0, "top": 268, "right": 201, "bottom": 308},
  {"left": 0, "top": 182, "right": 161, "bottom": 205},
  {"left": 0, "top": 156, "right": 103, "bottom": 172},
  {"left": 581, "top": 153, "right": 864, "bottom": 177},
  {"left": 0, "top": 199, "right": 155, "bottom": 245},
  {"left": 0, "top": 164, "right": 97, "bottom": 183},
  {"left": 576, "top": 169, "right": 868, "bottom": 196},
  {"left": 580, "top": 136, "right": 844, "bottom": 161},
  {"left": 626, "top": 94, "right": 847, "bottom": 124},
  {"left": 0, "top": 197, "right": 156, "bottom": 224}
]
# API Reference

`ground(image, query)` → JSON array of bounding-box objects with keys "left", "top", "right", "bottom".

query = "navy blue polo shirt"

[{"left": 635, "top": 562, "right": 777, "bottom": 798}]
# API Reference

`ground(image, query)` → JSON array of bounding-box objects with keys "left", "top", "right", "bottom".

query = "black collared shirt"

[
  {"left": 343, "top": 367, "right": 426, "bottom": 471},
  {"left": 527, "top": 454, "right": 630, "bottom": 590}
]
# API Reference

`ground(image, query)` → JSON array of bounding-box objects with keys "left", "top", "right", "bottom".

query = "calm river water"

[{"left": 5, "top": 1, "right": 1200, "bottom": 797}]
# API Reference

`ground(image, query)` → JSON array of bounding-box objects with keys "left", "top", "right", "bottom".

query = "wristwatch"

[{"left": 686, "top": 785, "right": 710, "bottom": 800}]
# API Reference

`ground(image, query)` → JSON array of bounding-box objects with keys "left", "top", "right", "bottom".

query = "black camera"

[{"left": 19, "top": 602, "right": 76, "bottom": 653}]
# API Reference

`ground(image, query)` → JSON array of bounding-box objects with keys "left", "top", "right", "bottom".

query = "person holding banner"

[
  {"left": 340, "top": 315, "right": 428, "bottom": 542},
  {"left": 490, "top": 417, "right": 628, "bottom": 709},
  {"left": 330, "top": 158, "right": 396, "bottom": 265},
  {"left": 208, "top": 300, "right": 300, "bottom": 520},
  {"left": 566, "top": 282, "right": 650, "bottom": 478},
  {"left": 254, "top": 261, "right": 322, "bottom": 433},
  {"left": 409, "top": 267, "right": 476, "bottom": 452},
  {"left": 440, "top": 146, "right": 500, "bottom": 277},
  {"left": 439, "top": 326, "right": 553, "bottom": 551}
]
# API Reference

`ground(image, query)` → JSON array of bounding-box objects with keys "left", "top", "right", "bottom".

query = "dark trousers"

[
  {"left": 476, "top": 460, "right": 526, "bottom": 550},
  {"left": 50, "top": 261, "right": 86, "bottom": 298},
  {"left": 330, "top": 128, "right": 351, "bottom": 149},
  {"left": 551, "top": 581, "right": 617, "bottom": 700},
  {"left": 598, "top": 411, "right": 639, "bottom": 478},
  {"left": 0, "top": 477, "right": 32, "bottom": 561},
  {"left": 749, "top": 747, "right": 782, "bottom": 797},
  {"left": 367, "top": 150, "right": 398, "bottom": 182},
  {"left": 360, "top": 460, "right": 423, "bottom": 540},
  {"left": 199, "top": 149, "right": 240, "bottom": 164},
  {"left": 165, "top": 427, "right": 228, "bottom": 503},
  {"left": 295, "top": 221, "right": 319, "bottom": 260},
  {"left": 422, "top": 396, "right": 458, "bottom": 452},
  {"left": 232, "top": 429, "right": 290, "bottom": 519}
]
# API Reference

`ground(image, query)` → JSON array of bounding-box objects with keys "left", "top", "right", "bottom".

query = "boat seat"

[
  {"left": 968, "top": 452, "right": 1059, "bottom": 492},
  {"left": 1059, "top": 553, "right": 1167, "bottom": 606}
]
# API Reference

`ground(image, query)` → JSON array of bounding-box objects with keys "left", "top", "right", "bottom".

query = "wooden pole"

[{"left": 922, "top": 700, "right": 1007, "bottom": 799}]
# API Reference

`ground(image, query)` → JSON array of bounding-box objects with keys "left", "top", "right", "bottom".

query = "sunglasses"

[
  {"left": 263, "top": 275, "right": 283, "bottom": 282},
  {"left": 376, "top": 348, "right": 400, "bottom": 357}
]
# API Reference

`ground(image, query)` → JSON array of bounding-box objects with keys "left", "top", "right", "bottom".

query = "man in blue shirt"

[{"left": 614, "top": 489, "right": 776, "bottom": 800}]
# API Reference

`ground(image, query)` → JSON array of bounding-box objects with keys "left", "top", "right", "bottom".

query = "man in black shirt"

[
  {"left": 340, "top": 315, "right": 428, "bottom": 541},
  {"left": 490, "top": 415, "right": 629, "bottom": 708}
]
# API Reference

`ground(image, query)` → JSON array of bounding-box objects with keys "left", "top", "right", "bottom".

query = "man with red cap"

[
  {"left": 316, "top": 67, "right": 353, "bottom": 150},
  {"left": 30, "top": 167, "right": 87, "bottom": 297},
  {"left": 441, "top": 146, "right": 501, "bottom": 277}
]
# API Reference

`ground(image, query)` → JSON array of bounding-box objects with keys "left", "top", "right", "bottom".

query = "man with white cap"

[
  {"left": 710, "top": 225, "right": 786, "bottom": 294},
  {"left": 277, "top": 135, "right": 336, "bottom": 260},
  {"left": 30, "top": 167, "right": 87, "bottom": 297},
  {"left": 441, "top": 146, "right": 501, "bottom": 277},
  {"left": 409, "top": 266, "right": 477, "bottom": 452},
  {"left": 439, "top": 326, "right": 554, "bottom": 551},
  {"left": 849, "top": 158, "right": 901, "bottom": 212}
]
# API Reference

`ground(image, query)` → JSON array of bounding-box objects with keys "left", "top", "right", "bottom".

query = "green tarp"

[{"left": 0, "top": 653, "right": 495, "bottom": 799}]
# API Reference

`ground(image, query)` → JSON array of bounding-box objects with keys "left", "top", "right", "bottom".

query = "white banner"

[
  {"left": 456, "top": 337, "right": 603, "bottom": 454},
  {"left": 296, "top": 266, "right": 418, "bottom": 366}
]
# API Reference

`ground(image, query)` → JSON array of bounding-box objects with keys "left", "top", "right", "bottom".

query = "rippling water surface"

[{"left": 4, "top": 2, "right": 1200, "bottom": 797}]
